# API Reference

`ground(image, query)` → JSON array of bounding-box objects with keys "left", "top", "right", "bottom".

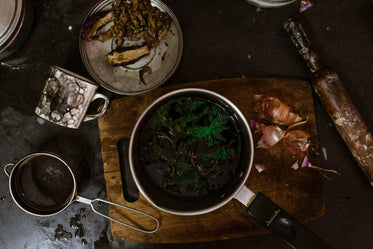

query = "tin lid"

[{"left": 0, "top": 0, "right": 22, "bottom": 46}]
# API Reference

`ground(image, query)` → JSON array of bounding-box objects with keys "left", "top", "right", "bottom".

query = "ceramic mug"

[{"left": 35, "top": 66, "right": 110, "bottom": 129}]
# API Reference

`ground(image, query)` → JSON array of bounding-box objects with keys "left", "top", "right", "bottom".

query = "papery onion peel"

[
  {"left": 283, "top": 130, "right": 310, "bottom": 159},
  {"left": 291, "top": 156, "right": 340, "bottom": 180},
  {"left": 256, "top": 125, "right": 286, "bottom": 149},
  {"left": 253, "top": 94, "right": 302, "bottom": 126}
]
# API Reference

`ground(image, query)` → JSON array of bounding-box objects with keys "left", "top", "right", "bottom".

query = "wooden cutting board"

[{"left": 98, "top": 77, "right": 325, "bottom": 243}]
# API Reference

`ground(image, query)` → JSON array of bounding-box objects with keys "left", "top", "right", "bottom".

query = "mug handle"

[{"left": 83, "top": 93, "right": 110, "bottom": 122}]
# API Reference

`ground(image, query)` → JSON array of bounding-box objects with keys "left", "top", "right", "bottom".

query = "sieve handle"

[
  {"left": 3, "top": 163, "right": 15, "bottom": 177},
  {"left": 76, "top": 196, "right": 159, "bottom": 233}
]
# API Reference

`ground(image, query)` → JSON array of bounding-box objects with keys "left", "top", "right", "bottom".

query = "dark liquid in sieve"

[{"left": 13, "top": 155, "right": 75, "bottom": 212}]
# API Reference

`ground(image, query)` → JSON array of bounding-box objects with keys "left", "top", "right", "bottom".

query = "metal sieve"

[{"left": 4, "top": 152, "right": 159, "bottom": 233}]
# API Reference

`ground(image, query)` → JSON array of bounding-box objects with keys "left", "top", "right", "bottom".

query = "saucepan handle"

[
  {"left": 76, "top": 196, "right": 159, "bottom": 233},
  {"left": 3, "top": 163, "right": 15, "bottom": 177},
  {"left": 246, "top": 192, "right": 333, "bottom": 249}
]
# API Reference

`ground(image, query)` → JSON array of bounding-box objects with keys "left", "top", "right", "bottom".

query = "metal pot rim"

[
  {"left": 0, "top": 0, "right": 22, "bottom": 45},
  {"left": 0, "top": 0, "right": 33, "bottom": 59}
]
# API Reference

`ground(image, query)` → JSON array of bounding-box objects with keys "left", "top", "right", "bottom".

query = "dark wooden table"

[{"left": 0, "top": 0, "right": 372, "bottom": 248}]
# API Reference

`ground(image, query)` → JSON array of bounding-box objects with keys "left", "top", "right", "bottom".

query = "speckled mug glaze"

[{"left": 35, "top": 66, "right": 110, "bottom": 129}]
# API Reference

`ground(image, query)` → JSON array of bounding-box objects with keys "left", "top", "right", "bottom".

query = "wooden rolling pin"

[{"left": 284, "top": 17, "right": 373, "bottom": 186}]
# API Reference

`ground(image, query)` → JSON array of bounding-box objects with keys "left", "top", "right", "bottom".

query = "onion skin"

[
  {"left": 256, "top": 125, "right": 285, "bottom": 149},
  {"left": 283, "top": 130, "right": 310, "bottom": 159},
  {"left": 253, "top": 94, "right": 311, "bottom": 161},
  {"left": 253, "top": 94, "right": 302, "bottom": 126}
]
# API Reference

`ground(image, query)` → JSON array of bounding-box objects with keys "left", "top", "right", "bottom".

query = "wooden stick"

[{"left": 284, "top": 17, "right": 373, "bottom": 186}]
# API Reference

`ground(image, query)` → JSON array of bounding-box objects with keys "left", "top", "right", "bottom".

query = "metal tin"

[
  {"left": 0, "top": 0, "right": 33, "bottom": 60},
  {"left": 79, "top": 0, "right": 183, "bottom": 95}
]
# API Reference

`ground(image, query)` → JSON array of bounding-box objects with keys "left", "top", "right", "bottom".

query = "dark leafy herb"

[
  {"left": 140, "top": 97, "right": 240, "bottom": 197},
  {"left": 142, "top": 141, "right": 165, "bottom": 163},
  {"left": 202, "top": 147, "right": 230, "bottom": 164}
]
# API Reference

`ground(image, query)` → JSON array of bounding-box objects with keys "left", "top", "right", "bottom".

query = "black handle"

[
  {"left": 117, "top": 137, "right": 139, "bottom": 202},
  {"left": 246, "top": 193, "right": 333, "bottom": 249}
]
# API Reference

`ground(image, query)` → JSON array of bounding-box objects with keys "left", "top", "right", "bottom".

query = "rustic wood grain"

[{"left": 98, "top": 77, "right": 325, "bottom": 243}]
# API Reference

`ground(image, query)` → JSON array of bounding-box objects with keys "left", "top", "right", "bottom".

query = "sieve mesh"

[{"left": 11, "top": 155, "right": 75, "bottom": 215}]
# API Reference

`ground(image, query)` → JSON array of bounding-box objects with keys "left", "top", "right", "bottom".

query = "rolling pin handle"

[{"left": 283, "top": 17, "right": 322, "bottom": 73}]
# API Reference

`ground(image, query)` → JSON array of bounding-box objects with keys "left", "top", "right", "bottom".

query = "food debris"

[
  {"left": 82, "top": 0, "right": 171, "bottom": 50},
  {"left": 161, "top": 52, "right": 167, "bottom": 61},
  {"left": 107, "top": 45, "right": 150, "bottom": 66},
  {"left": 82, "top": 11, "right": 114, "bottom": 41},
  {"left": 335, "top": 117, "right": 345, "bottom": 126},
  {"left": 82, "top": 0, "right": 171, "bottom": 68},
  {"left": 256, "top": 125, "right": 286, "bottom": 149},
  {"left": 251, "top": 94, "right": 339, "bottom": 177},
  {"left": 252, "top": 94, "right": 307, "bottom": 158},
  {"left": 291, "top": 160, "right": 299, "bottom": 170},
  {"left": 322, "top": 147, "right": 327, "bottom": 160},
  {"left": 291, "top": 156, "right": 340, "bottom": 180},
  {"left": 253, "top": 94, "right": 302, "bottom": 126},
  {"left": 283, "top": 130, "right": 310, "bottom": 159},
  {"left": 300, "top": 0, "right": 313, "bottom": 12},
  {"left": 249, "top": 119, "right": 259, "bottom": 131},
  {"left": 255, "top": 163, "right": 267, "bottom": 173},
  {"left": 54, "top": 225, "right": 72, "bottom": 241},
  {"left": 139, "top": 65, "right": 151, "bottom": 85}
]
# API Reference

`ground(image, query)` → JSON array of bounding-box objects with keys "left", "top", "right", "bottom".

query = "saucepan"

[
  {"left": 128, "top": 88, "right": 332, "bottom": 248},
  {"left": 3, "top": 152, "right": 159, "bottom": 233}
]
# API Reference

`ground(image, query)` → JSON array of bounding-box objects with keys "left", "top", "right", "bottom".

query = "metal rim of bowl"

[
  {"left": 0, "top": 0, "right": 33, "bottom": 59},
  {"left": 79, "top": 0, "right": 183, "bottom": 95},
  {"left": 7, "top": 152, "right": 78, "bottom": 217}
]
